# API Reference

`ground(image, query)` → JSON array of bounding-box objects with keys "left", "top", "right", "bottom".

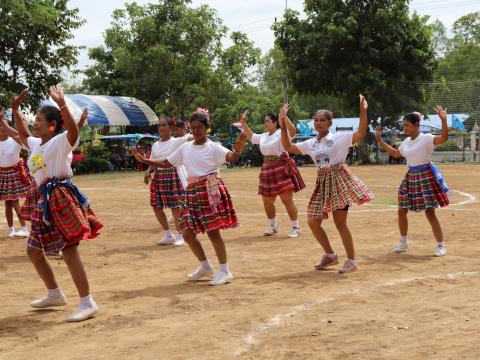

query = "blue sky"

[{"left": 68, "top": 0, "right": 479, "bottom": 72}]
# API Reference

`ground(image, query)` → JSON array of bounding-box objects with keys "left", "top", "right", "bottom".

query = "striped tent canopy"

[{"left": 36, "top": 95, "right": 159, "bottom": 126}]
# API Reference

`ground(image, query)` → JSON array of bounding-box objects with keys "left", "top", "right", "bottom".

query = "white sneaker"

[
  {"left": 67, "top": 304, "right": 99, "bottom": 322},
  {"left": 7, "top": 228, "right": 15, "bottom": 238},
  {"left": 394, "top": 242, "right": 408, "bottom": 253},
  {"left": 187, "top": 266, "right": 215, "bottom": 281},
  {"left": 209, "top": 271, "right": 233, "bottom": 286},
  {"left": 14, "top": 227, "right": 29, "bottom": 238},
  {"left": 264, "top": 224, "right": 278, "bottom": 236},
  {"left": 156, "top": 233, "right": 175, "bottom": 245},
  {"left": 288, "top": 227, "right": 300, "bottom": 238},
  {"left": 433, "top": 246, "right": 446, "bottom": 257},
  {"left": 174, "top": 237, "right": 185, "bottom": 246},
  {"left": 30, "top": 295, "right": 67, "bottom": 308}
]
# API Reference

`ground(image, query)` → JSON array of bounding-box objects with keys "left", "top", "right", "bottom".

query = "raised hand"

[
  {"left": 433, "top": 105, "right": 447, "bottom": 120},
  {"left": 239, "top": 110, "right": 248, "bottom": 125},
  {"left": 10, "top": 88, "right": 29, "bottom": 110},
  {"left": 78, "top": 107, "right": 88, "bottom": 128},
  {"left": 48, "top": 85, "right": 65, "bottom": 105},
  {"left": 359, "top": 94, "right": 368, "bottom": 112},
  {"left": 374, "top": 126, "right": 382, "bottom": 142}
]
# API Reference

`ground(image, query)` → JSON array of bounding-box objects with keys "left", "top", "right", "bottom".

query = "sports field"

[{"left": 1, "top": 164, "right": 479, "bottom": 360}]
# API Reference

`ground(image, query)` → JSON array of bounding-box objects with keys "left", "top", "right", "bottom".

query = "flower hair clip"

[{"left": 196, "top": 107, "right": 210, "bottom": 117}]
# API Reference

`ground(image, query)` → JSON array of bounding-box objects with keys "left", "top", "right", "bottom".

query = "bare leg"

[
  {"left": 172, "top": 208, "right": 181, "bottom": 233},
  {"left": 27, "top": 246, "right": 59, "bottom": 290},
  {"left": 206, "top": 230, "right": 227, "bottom": 264},
  {"left": 279, "top": 191, "right": 298, "bottom": 221},
  {"left": 332, "top": 210, "right": 355, "bottom": 259},
  {"left": 183, "top": 229, "right": 207, "bottom": 261},
  {"left": 398, "top": 208, "right": 408, "bottom": 236},
  {"left": 62, "top": 246, "right": 90, "bottom": 298},
  {"left": 5, "top": 200, "right": 13, "bottom": 227},
  {"left": 153, "top": 207, "right": 169, "bottom": 231},
  {"left": 425, "top": 208, "right": 444, "bottom": 243},
  {"left": 307, "top": 217, "right": 334, "bottom": 253},
  {"left": 12, "top": 200, "right": 26, "bottom": 226},
  {"left": 262, "top": 195, "right": 277, "bottom": 220}
]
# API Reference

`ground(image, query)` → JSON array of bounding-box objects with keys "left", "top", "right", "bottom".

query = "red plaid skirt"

[
  {"left": 308, "top": 164, "right": 373, "bottom": 219},
  {"left": 179, "top": 175, "right": 238, "bottom": 234},
  {"left": 150, "top": 167, "right": 184, "bottom": 208},
  {"left": 20, "top": 181, "right": 39, "bottom": 221},
  {"left": 0, "top": 162, "right": 31, "bottom": 201},
  {"left": 27, "top": 185, "right": 103, "bottom": 254},
  {"left": 258, "top": 156, "right": 305, "bottom": 197},
  {"left": 398, "top": 166, "right": 449, "bottom": 212}
]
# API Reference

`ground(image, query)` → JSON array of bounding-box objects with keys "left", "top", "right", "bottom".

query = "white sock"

[
  {"left": 8, "top": 227, "right": 15, "bottom": 232},
  {"left": 326, "top": 252, "right": 337, "bottom": 259},
  {"left": 79, "top": 294, "right": 96, "bottom": 310},
  {"left": 268, "top": 218, "right": 276, "bottom": 226},
  {"left": 437, "top": 242, "right": 445, "bottom": 248},
  {"left": 400, "top": 236, "right": 408, "bottom": 243},
  {"left": 19, "top": 226, "right": 28, "bottom": 231},
  {"left": 291, "top": 220, "right": 299, "bottom": 228},
  {"left": 201, "top": 259, "right": 213, "bottom": 270},
  {"left": 219, "top": 263, "right": 229, "bottom": 273},
  {"left": 47, "top": 288, "right": 64, "bottom": 298},
  {"left": 164, "top": 229, "right": 172, "bottom": 237},
  {"left": 176, "top": 232, "right": 183, "bottom": 240}
]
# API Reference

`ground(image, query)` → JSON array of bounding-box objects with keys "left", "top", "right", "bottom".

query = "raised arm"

[
  {"left": 280, "top": 103, "right": 297, "bottom": 137},
  {"left": 0, "top": 114, "right": 25, "bottom": 147},
  {"left": 279, "top": 110, "right": 303, "bottom": 155},
  {"left": 238, "top": 110, "right": 253, "bottom": 140},
  {"left": 352, "top": 94, "right": 368, "bottom": 144},
  {"left": 49, "top": 86, "right": 78, "bottom": 147},
  {"left": 375, "top": 127, "right": 402, "bottom": 158},
  {"left": 10, "top": 89, "right": 32, "bottom": 143},
  {"left": 433, "top": 106, "right": 448, "bottom": 145},
  {"left": 225, "top": 132, "right": 247, "bottom": 163}
]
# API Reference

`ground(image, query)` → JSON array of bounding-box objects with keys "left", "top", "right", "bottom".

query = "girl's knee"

[
  {"left": 425, "top": 208, "right": 436, "bottom": 220},
  {"left": 27, "top": 246, "right": 43, "bottom": 260},
  {"left": 307, "top": 217, "right": 321, "bottom": 228}
]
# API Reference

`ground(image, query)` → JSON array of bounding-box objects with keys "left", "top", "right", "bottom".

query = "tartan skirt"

[
  {"left": 179, "top": 175, "right": 238, "bottom": 234},
  {"left": 0, "top": 163, "right": 31, "bottom": 201},
  {"left": 27, "top": 185, "right": 103, "bottom": 254},
  {"left": 308, "top": 164, "right": 373, "bottom": 219},
  {"left": 398, "top": 163, "right": 449, "bottom": 212},
  {"left": 20, "top": 181, "right": 39, "bottom": 221},
  {"left": 258, "top": 157, "right": 305, "bottom": 197},
  {"left": 150, "top": 167, "right": 184, "bottom": 208}
]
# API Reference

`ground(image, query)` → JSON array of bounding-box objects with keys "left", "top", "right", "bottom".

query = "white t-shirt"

[
  {"left": 296, "top": 132, "right": 353, "bottom": 169},
  {"left": 0, "top": 137, "right": 22, "bottom": 167},
  {"left": 399, "top": 133, "right": 435, "bottom": 167},
  {"left": 151, "top": 136, "right": 189, "bottom": 161},
  {"left": 251, "top": 129, "right": 287, "bottom": 156},
  {"left": 27, "top": 132, "right": 75, "bottom": 185},
  {"left": 167, "top": 140, "right": 230, "bottom": 178}
]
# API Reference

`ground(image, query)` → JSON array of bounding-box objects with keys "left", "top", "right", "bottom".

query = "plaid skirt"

[
  {"left": 0, "top": 163, "right": 31, "bottom": 201},
  {"left": 179, "top": 175, "right": 238, "bottom": 234},
  {"left": 308, "top": 164, "right": 373, "bottom": 219},
  {"left": 20, "top": 180, "right": 39, "bottom": 221},
  {"left": 27, "top": 185, "right": 103, "bottom": 254},
  {"left": 258, "top": 156, "right": 305, "bottom": 197},
  {"left": 398, "top": 163, "right": 449, "bottom": 212},
  {"left": 150, "top": 167, "right": 184, "bottom": 208}
]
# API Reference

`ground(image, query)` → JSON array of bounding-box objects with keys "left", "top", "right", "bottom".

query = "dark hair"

[
  {"left": 189, "top": 111, "right": 210, "bottom": 128},
  {"left": 158, "top": 117, "right": 174, "bottom": 128},
  {"left": 39, "top": 105, "right": 63, "bottom": 134},
  {"left": 403, "top": 112, "right": 422, "bottom": 125},
  {"left": 314, "top": 109, "right": 333, "bottom": 121},
  {"left": 266, "top": 112, "right": 280, "bottom": 129},
  {"left": 174, "top": 119, "right": 185, "bottom": 129}
]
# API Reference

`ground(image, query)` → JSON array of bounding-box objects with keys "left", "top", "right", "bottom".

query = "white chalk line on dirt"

[{"left": 234, "top": 271, "right": 480, "bottom": 357}]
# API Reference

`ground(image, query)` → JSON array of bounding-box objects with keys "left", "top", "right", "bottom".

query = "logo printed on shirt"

[{"left": 29, "top": 152, "right": 46, "bottom": 174}]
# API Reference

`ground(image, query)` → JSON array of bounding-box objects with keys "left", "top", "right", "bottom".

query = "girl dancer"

[
  {"left": 375, "top": 107, "right": 449, "bottom": 256},
  {"left": 280, "top": 96, "right": 373, "bottom": 273},
  {"left": 144, "top": 117, "right": 190, "bottom": 246},
  {"left": 240, "top": 110, "right": 305, "bottom": 237},
  {"left": 12, "top": 87, "right": 103, "bottom": 322},
  {"left": 0, "top": 107, "right": 30, "bottom": 237},
  {"left": 133, "top": 109, "right": 247, "bottom": 286}
]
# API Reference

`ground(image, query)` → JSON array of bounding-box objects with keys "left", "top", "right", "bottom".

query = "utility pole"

[{"left": 283, "top": 0, "right": 289, "bottom": 103}]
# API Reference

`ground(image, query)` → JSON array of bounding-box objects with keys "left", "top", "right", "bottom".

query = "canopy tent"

[
  {"left": 99, "top": 134, "right": 159, "bottom": 140},
  {"left": 37, "top": 95, "right": 159, "bottom": 126}
]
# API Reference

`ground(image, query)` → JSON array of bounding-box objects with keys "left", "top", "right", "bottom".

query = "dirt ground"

[{"left": 0, "top": 164, "right": 479, "bottom": 360}]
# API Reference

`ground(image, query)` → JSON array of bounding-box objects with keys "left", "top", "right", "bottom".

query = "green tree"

[
  {"left": 83, "top": 0, "right": 260, "bottom": 124},
  {"left": 0, "top": 0, "right": 85, "bottom": 108}
]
